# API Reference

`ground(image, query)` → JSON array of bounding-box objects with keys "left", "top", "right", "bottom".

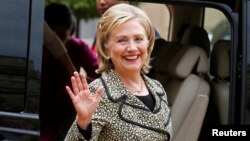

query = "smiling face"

[
  {"left": 105, "top": 19, "right": 149, "bottom": 75},
  {"left": 96, "top": 3, "right": 155, "bottom": 74}
]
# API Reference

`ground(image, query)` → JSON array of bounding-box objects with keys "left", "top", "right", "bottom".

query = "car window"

[
  {"left": 0, "top": 1, "right": 30, "bottom": 112},
  {"left": 204, "top": 7, "right": 231, "bottom": 48},
  {"left": 138, "top": 2, "right": 170, "bottom": 40}
]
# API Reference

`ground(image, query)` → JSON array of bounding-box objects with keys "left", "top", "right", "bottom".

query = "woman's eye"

[
  {"left": 117, "top": 39, "right": 124, "bottom": 42},
  {"left": 117, "top": 39, "right": 126, "bottom": 44},
  {"left": 135, "top": 38, "right": 143, "bottom": 42}
]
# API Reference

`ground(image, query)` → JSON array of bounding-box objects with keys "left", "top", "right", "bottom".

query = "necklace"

[{"left": 125, "top": 78, "right": 144, "bottom": 94}]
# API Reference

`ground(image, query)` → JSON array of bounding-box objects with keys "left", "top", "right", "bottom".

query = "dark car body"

[{"left": 0, "top": 0, "right": 43, "bottom": 140}]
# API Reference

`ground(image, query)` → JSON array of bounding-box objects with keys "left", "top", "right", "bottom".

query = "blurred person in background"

[{"left": 40, "top": 3, "right": 100, "bottom": 141}]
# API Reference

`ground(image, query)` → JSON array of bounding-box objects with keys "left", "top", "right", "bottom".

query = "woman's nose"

[{"left": 127, "top": 41, "right": 138, "bottom": 51}]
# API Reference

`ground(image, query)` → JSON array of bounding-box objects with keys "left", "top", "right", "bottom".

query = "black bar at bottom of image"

[{"left": 198, "top": 124, "right": 250, "bottom": 141}]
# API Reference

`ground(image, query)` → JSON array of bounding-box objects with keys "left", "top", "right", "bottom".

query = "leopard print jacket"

[{"left": 64, "top": 69, "right": 173, "bottom": 141}]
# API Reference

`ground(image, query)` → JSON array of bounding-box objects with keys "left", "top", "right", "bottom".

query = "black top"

[{"left": 136, "top": 93, "right": 155, "bottom": 111}]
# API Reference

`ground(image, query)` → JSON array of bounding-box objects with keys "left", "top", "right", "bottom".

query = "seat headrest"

[
  {"left": 167, "top": 45, "right": 209, "bottom": 79},
  {"left": 181, "top": 26, "right": 210, "bottom": 57},
  {"left": 210, "top": 40, "right": 230, "bottom": 79}
]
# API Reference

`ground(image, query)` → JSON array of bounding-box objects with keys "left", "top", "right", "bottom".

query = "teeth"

[{"left": 125, "top": 55, "right": 138, "bottom": 60}]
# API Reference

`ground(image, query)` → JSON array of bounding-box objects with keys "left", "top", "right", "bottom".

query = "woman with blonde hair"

[{"left": 64, "top": 3, "right": 172, "bottom": 141}]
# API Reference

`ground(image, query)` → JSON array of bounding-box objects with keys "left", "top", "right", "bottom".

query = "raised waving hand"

[{"left": 66, "top": 71, "right": 104, "bottom": 129}]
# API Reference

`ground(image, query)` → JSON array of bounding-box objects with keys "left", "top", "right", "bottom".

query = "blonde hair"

[{"left": 96, "top": 3, "right": 155, "bottom": 74}]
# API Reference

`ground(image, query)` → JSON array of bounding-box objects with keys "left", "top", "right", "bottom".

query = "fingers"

[
  {"left": 65, "top": 86, "right": 76, "bottom": 102},
  {"left": 74, "top": 72, "right": 84, "bottom": 92},
  {"left": 71, "top": 75, "right": 79, "bottom": 94},
  {"left": 79, "top": 73, "right": 89, "bottom": 90},
  {"left": 70, "top": 71, "right": 89, "bottom": 94},
  {"left": 68, "top": 72, "right": 103, "bottom": 102}
]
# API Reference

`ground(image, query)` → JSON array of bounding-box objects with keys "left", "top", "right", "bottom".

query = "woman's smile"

[{"left": 123, "top": 54, "right": 140, "bottom": 61}]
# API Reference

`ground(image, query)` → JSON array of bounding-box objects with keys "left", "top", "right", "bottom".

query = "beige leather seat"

[
  {"left": 210, "top": 40, "right": 230, "bottom": 124},
  {"left": 149, "top": 38, "right": 183, "bottom": 91},
  {"left": 166, "top": 46, "right": 210, "bottom": 141},
  {"left": 149, "top": 39, "right": 210, "bottom": 141}
]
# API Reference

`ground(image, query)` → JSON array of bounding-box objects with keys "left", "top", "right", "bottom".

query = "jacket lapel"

[{"left": 101, "top": 70, "right": 170, "bottom": 133}]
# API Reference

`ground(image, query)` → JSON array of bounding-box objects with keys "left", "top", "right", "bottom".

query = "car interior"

[{"left": 139, "top": 1, "right": 233, "bottom": 140}]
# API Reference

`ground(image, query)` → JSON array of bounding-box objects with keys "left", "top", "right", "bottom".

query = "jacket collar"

[
  {"left": 100, "top": 69, "right": 171, "bottom": 134},
  {"left": 101, "top": 69, "right": 166, "bottom": 112}
]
